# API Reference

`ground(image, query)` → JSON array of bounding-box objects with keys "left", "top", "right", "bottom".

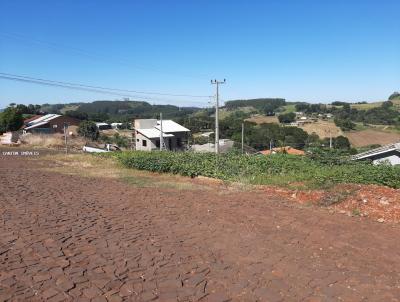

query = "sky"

[{"left": 0, "top": 0, "right": 399, "bottom": 108}]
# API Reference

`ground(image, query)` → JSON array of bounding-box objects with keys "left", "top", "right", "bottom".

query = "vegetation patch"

[{"left": 105, "top": 151, "right": 400, "bottom": 189}]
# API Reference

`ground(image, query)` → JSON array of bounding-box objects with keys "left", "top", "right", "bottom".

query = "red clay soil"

[
  {"left": 333, "top": 184, "right": 400, "bottom": 223},
  {"left": 258, "top": 184, "right": 400, "bottom": 223},
  {"left": 2, "top": 157, "right": 400, "bottom": 301}
]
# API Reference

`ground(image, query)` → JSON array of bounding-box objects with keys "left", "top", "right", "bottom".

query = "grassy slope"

[
  {"left": 60, "top": 105, "right": 80, "bottom": 114},
  {"left": 281, "top": 104, "right": 296, "bottom": 114}
]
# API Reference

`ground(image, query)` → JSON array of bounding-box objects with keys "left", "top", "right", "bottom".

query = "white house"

[
  {"left": 352, "top": 142, "right": 400, "bottom": 166},
  {"left": 134, "top": 119, "right": 190, "bottom": 151}
]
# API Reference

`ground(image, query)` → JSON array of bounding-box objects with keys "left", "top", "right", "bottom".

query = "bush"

[
  {"left": 78, "top": 121, "right": 99, "bottom": 141},
  {"left": 334, "top": 117, "right": 356, "bottom": 131},
  {"left": 278, "top": 112, "right": 296, "bottom": 123},
  {"left": 105, "top": 151, "right": 400, "bottom": 188}
]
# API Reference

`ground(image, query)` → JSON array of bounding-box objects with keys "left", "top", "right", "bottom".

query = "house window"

[
  {"left": 52, "top": 125, "right": 58, "bottom": 128},
  {"left": 136, "top": 139, "right": 139, "bottom": 142},
  {"left": 177, "top": 138, "right": 182, "bottom": 147},
  {"left": 142, "top": 140, "right": 147, "bottom": 147},
  {"left": 155, "top": 139, "right": 160, "bottom": 148}
]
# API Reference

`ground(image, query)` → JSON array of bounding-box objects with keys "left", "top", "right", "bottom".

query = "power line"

[
  {"left": 0, "top": 73, "right": 211, "bottom": 106},
  {"left": 0, "top": 72, "right": 212, "bottom": 99},
  {"left": 0, "top": 32, "right": 210, "bottom": 80}
]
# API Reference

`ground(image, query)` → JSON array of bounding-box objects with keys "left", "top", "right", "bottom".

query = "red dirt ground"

[
  {"left": 2, "top": 156, "right": 400, "bottom": 301},
  {"left": 258, "top": 184, "right": 400, "bottom": 223}
]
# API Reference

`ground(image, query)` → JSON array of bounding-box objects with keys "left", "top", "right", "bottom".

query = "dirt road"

[{"left": 1, "top": 156, "right": 400, "bottom": 301}]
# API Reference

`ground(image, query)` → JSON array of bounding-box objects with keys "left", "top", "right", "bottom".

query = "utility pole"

[
  {"left": 329, "top": 129, "right": 333, "bottom": 149},
  {"left": 159, "top": 112, "right": 164, "bottom": 151},
  {"left": 211, "top": 79, "right": 226, "bottom": 154},
  {"left": 241, "top": 122, "right": 244, "bottom": 154},
  {"left": 63, "top": 123, "right": 68, "bottom": 154}
]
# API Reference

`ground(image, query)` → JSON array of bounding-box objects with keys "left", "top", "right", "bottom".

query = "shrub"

[{"left": 78, "top": 121, "right": 99, "bottom": 141}]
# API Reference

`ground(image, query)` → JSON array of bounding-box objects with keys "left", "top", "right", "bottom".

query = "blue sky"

[{"left": 0, "top": 0, "right": 399, "bottom": 108}]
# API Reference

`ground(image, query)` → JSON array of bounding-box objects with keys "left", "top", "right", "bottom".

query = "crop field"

[
  {"left": 346, "top": 129, "right": 400, "bottom": 147},
  {"left": 298, "top": 120, "right": 342, "bottom": 138},
  {"left": 107, "top": 151, "right": 400, "bottom": 189}
]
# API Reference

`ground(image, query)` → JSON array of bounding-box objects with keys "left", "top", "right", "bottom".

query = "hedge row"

[{"left": 105, "top": 151, "right": 400, "bottom": 189}]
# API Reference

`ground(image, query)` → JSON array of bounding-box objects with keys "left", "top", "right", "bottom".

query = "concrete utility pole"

[
  {"left": 325, "top": 129, "right": 333, "bottom": 149},
  {"left": 63, "top": 123, "right": 68, "bottom": 154},
  {"left": 211, "top": 79, "right": 226, "bottom": 154},
  {"left": 159, "top": 113, "right": 163, "bottom": 151},
  {"left": 241, "top": 123, "right": 244, "bottom": 154}
]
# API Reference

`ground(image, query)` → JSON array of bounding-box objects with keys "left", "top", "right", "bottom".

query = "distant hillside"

[
  {"left": 39, "top": 100, "right": 202, "bottom": 122},
  {"left": 225, "top": 98, "right": 285, "bottom": 109}
]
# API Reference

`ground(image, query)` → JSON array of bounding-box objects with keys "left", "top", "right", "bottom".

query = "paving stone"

[
  {"left": 33, "top": 273, "right": 52, "bottom": 283},
  {"left": 3, "top": 156, "right": 400, "bottom": 301},
  {"left": 83, "top": 287, "right": 103, "bottom": 299},
  {"left": 42, "top": 287, "right": 59, "bottom": 299}
]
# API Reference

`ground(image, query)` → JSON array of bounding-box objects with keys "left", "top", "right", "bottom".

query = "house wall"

[
  {"left": 135, "top": 132, "right": 157, "bottom": 151},
  {"left": 134, "top": 119, "right": 157, "bottom": 129},
  {"left": 165, "top": 132, "right": 187, "bottom": 151},
  {"left": 372, "top": 153, "right": 400, "bottom": 166},
  {"left": 134, "top": 132, "right": 188, "bottom": 151},
  {"left": 47, "top": 116, "right": 81, "bottom": 133}
]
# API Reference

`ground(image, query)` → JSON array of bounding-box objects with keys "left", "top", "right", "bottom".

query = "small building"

[
  {"left": 111, "top": 122, "right": 123, "bottom": 129},
  {"left": 96, "top": 122, "right": 112, "bottom": 130},
  {"left": 192, "top": 139, "right": 234, "bottom": 153},
  {"left": 260, "top": 146, "right": 305, "bottom": 156},
  {"left": 22, "top": 114, "right": 80, "bottom": 134},
  {"left": 134, "top": 119, "right": 190, "bottom": 151},
  {"left": 352, "top": 143, "right": 400, "bottom": 166}
]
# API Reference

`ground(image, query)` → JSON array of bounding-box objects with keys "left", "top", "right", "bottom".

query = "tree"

[
  {"left": 388, "top": 92, "right": 400, "bottom": 100},
  {"left": 78, "top": 121, "right": 99, "bottom": 141},
  {"left": 277, "top": 112, "right": 296, "bottom": 123},
  {"left": 334, "top": 135, "right": 351, "bottom": 149},
  {"left": 65, "top": 110, "right": 88, "bottom": 120},
  {"left": 88, "top": 112, "right": 110, "bottom": 122},
  {"left": 334, "top": 117, "right": 356, "bottom": 131},
  {"left": 0, "top": 106, "right": 23, "bottom": 132}
]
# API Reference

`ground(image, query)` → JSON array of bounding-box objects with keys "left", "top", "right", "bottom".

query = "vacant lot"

[
  {"left": 346, "top": 129, "right": 400, "bottom": 147},
  {"left": 2, "top": 155, "right": 400, "bottom": 301},
  {"left": 298, "top": 120, "right": 342, "bottom": 138}
]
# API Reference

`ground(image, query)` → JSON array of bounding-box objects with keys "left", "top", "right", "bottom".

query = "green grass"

[{"left": 281, "top": 104, "right": 296, "bottom": 114}]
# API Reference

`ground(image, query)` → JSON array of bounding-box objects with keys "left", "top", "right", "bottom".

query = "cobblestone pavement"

[{"left": 1, "top": 157, "right": 400, "bottom": 301}]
